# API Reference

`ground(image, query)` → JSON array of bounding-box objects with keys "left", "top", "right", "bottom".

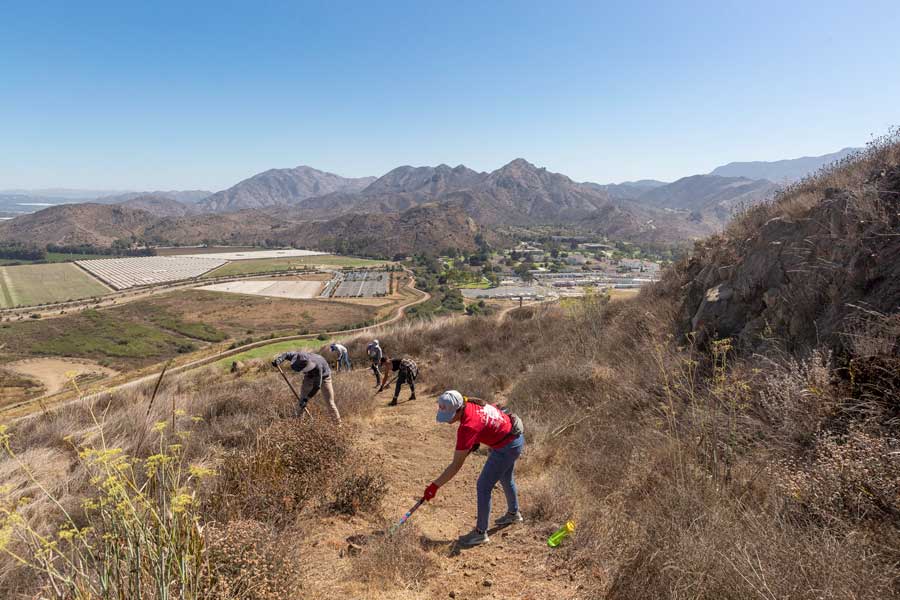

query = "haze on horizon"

[{"left": 1, "top": 0, "right": 898, "bottom": 191}]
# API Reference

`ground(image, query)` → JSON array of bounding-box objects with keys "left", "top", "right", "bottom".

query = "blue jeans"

[
  {"left": 338, "top": 354, "right": 351, "bottom": 371},
  {"left": 476, "top": 434, "right": 524, "bottom": 532}
]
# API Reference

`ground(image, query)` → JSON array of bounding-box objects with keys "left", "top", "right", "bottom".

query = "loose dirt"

[
  {"left": 197, "top": 279, "right": 324, "bottom": 299},
  {"left": 301, "top": 383, "right": 578, "bottom": 599},
  {"left": 4, "top": 358, "right": 118, "bottom": 398}
]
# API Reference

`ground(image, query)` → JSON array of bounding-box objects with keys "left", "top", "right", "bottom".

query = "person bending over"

[
  {"left": 422, "top": 390, "right": 525, "bottom": 547},
  {"left": 272, "top": 350, "right": 342, "bottom": 424}
]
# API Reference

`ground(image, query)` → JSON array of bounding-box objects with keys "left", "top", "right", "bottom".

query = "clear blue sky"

[{"left": 1, "top": 0, "right": 898, "bottom": 191}]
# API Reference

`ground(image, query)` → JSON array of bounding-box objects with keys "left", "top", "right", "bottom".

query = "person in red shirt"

[{"left": 422, "top": 390, "right": 525, "bottom": 547}]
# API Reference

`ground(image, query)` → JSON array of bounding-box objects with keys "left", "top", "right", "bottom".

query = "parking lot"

[{"left": 331, "top": 271, "right": 390, "bottom": 297}]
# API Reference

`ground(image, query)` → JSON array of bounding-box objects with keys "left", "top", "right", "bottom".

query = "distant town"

[{"left": 439, "top": 237, "right": 665, "bottom": 302}]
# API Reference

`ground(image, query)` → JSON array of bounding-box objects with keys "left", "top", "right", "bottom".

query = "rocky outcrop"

[{"left": 673, "top": 167, "right": 900, "bottom": 355}]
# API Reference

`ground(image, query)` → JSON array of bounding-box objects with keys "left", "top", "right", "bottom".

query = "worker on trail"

[
  {"left": 272, "top": 350, "right": 342, "bottom": 424},
  {"left": 367, "top": 339, "right": 383, "bottom": 388},
  {"left": 377, "top": 356, "right": 418, "bottom": 405},
  {"left": 422, "top": 390, "right": 525, "bottom": 547},
  {"left": 330, "top": 342, "right": 351, "bottom": 372}
]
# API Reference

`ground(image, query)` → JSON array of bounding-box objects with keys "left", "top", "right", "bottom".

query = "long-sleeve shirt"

[
  {"left": 331, "top": 343, "right": 348, "bottom": 358},
  {"left": 367, "top": 343, "right": 383, "bottom": 363},
  {"left": 274, "top": 351, "right": 331, "bottom": 395}
]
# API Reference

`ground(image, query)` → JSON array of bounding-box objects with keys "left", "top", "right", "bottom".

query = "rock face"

[{"left": 671, "top": 166, "right": 900, "bottom": 354}]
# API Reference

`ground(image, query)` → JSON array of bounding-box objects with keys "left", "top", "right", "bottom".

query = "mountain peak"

[
  {"left": 501, "top": 158, "right": 539, "bottom": 170},
  {"left": 198, "top": 166, "right": 375, "bottom": 213}
]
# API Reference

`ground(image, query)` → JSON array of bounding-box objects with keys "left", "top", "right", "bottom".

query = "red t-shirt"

[{"left": 455, "top": 402, "right": 513, "bottom": 451}]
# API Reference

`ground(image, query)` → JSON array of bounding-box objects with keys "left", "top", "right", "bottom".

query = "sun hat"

[{"left": 436, "top": 390, "right": 464, "bottom": 423}]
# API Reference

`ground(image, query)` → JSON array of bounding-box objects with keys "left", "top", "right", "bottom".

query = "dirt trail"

[
  {"left": 301, "top": 388, "right": 580, "bottom": 600},
  {"left": 5, "top": 358, "right": 118, "bottom": 397}
]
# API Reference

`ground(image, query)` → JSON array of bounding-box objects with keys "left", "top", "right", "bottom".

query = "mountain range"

[
  {"left": 0, "top": 147, "right": 859, "bottom": 255},
  {"left": 197, "top": 166, "right": 375, "bottom": 213},
  {"left": 710, "top": 147, "right": 860, "bottom": 182}
]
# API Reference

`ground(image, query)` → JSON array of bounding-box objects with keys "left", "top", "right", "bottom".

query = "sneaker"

[
  {"left": 495, "top": 511, "right": 523, "bottom": 526},
  {"left": 458, "top": 529, "right": 489, "bottom": 547},
  {"left": 409, "top": 394, "right": 417, "bottom": 401}
]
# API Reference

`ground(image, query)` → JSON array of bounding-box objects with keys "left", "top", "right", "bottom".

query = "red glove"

[{"left": 423, "top": 483, "right": 439, "bottom": 501}]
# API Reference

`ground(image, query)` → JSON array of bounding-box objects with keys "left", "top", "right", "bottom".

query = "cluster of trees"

[
  {"left": 0, "top": 243, "right": 158, "bottom": 264},
  {"left": 0, "top": 245, "right": 47, "bottom": 261},
  {"left": 49, "top": 243, "right": 156, "bottom": 257}
]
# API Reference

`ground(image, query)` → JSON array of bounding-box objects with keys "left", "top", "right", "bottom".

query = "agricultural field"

[
  {"left": 76, "top": 256, "right": 227, "bottom": 290},
  {"left": 0, "top": 263, "right": 110, "bottom": 308},
  {"left": 155, "top": 246, "right": 258, "bottom": 256},
  {"left": 0, "top": 252, "right": 111, "bottom": 266},
  {"left": 0, "top": 289, "right": 379, "bottom": 372},
  {"left": 202, "top": 255, "right": 390, "bottom": 278}
]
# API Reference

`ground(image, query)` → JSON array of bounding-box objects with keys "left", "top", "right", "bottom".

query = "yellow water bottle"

[{"left": 547, "top": 520, "right": 575, "bottom": 547}]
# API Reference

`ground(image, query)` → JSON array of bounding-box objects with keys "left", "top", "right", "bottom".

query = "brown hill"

[
  {"left": 148, "top": 203, "right": 483, "bottom": 256},
  {"left": 198, "top": 166, "right": 375, "bottom": 213},
  {"left": 361, "top": 164, "right": 487, "bottom": 196},
  {"left": 635, "top": 174, "right": 778, "bottom": 222},
  {"left": 0, "top": 203, "right": 153, "bottom": 246},
  {"left": 117, "top": 194, "right": 199, "bottom": 217}
]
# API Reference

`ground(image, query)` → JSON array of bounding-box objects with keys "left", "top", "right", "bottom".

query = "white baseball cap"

[{"left": 436, "top": 390, "right": 464, "bottom": 423}]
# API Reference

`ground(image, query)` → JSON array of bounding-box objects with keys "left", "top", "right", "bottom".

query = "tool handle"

[
  {"left": 275, "top": 363, "right": 313, "bottom": 419},
  {"left": 390, "top": 498, "right": 425, "bottom": 534}
]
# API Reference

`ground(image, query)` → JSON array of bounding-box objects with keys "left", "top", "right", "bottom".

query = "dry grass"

[
  {"left": 347, "top": 268, "right": 899, "bottom": 599},
  {"left": 203, "top": 520, "right": 302, "bottom": 600},
  {"left": 349, "top": 524, "right": 436, "bottom": 590},
  {"left": 0, "top": 364, "right": 386, "bottom": 597},
  {"left": 2, "top": 144, "right": 898, "bottom": 598}
]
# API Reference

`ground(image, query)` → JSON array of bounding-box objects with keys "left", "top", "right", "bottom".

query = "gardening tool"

[
  {"left": 274, "top": 363, "right": 314, "bottom": 421},
  {"left": 547, "top": 520, "right": 575, "bottom": 547},
  {"left": 388, "top": 498, "right": 424, "bottom": 535},
  {"left": 374, "top": 375, "right": 397, "bottom": 395}
]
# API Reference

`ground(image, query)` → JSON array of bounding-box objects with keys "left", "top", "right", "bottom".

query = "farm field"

[
  {"left": 172, "top": 248, "right": 325, "bottom": 261},
  {"left": 76, "top": 256, "right": 227, "bottom": 290},
  {"left": 155, "top": 246, "right": 257, "bottom": 256},
  {"left": 0, "top": 289, "right": 378, "bottom": 371},
  {"left": 0, "top": 263, "right": 110, "bottom": 308},
  {"left": 0, "top": 252, "right": 112, "bottom": 266},
  {"left": 215, "top": 337, "right": 330, "bottom": 369},
  {"left": 202, "top": 255, "right": 390, "bottom": 278}
]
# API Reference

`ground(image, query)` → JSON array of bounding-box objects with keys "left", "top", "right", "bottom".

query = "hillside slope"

[
  {"left": 199, "top": 166, "right": 376, "bottom": 212},
  {"left": 674, "top": 141, "right": 900, "bottom": 354},
  {"left": 117, "top": 193, "right": 200, "bottom": 217},
  {"left": 711, "top": 146, "right": 860, "bottom": 181},
  {"left": 0, "top": 203, "right": 153, "bottom": 246},
  {"left": 635, "top": 174, "right": 778, "bottom": 222},
  {"left": 0, "top": 140, "right": 897, "bottom": 600}
]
